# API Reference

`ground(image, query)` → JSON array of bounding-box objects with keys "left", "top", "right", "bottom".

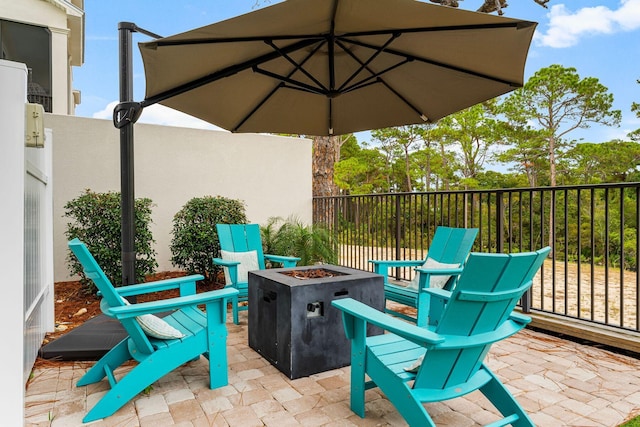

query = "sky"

[{"left": 74, "top": 0, "right": 640, "bottom": 149}]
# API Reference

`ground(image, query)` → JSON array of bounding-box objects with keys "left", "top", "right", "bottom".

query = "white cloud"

[
  {"left": 536, "top": 0, "right": 640, "bottom": 48},
  {"left": 93, "top": 101, "right": 227, "bottom": 131}
]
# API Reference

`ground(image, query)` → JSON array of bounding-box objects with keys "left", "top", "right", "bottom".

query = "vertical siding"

[{"left": 23, "top": 160, "right": 49, "bottom": 384}]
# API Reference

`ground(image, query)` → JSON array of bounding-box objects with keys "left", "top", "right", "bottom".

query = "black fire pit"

[{"left": 248, "top": 265, "right": 384, "bottom": 379}]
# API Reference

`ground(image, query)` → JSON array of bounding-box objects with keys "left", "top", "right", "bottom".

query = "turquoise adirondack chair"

[
  {"left": 212, "top": 223, "right": 300, "bottom": 324},
  {"left": 334, "top": 247, "right": 550, "bottom": 427},
  {"left": 68, "top": 238, "right": 238, "bottom": 423},
  {"left": 369, "top": 226, "right": 478, "bottom": 326}
]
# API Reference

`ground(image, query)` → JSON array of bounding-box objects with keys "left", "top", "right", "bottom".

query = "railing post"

[
  {"left": 394, "top": 195, "right": 401, "bottom": 280},
  {"left": 496, "top": 191, "right": 504, "bottom": 253}
]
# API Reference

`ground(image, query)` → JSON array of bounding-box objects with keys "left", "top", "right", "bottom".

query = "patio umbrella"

[
  {"left": 114, "top": 0, "right": 537, "bottom": 286},
  {"left": 135, "top": 0, "right": 537, "bottom": 137}
]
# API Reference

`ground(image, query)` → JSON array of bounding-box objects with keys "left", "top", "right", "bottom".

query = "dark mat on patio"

[{"left": 39, "top": 314, "right": 126, "bottom": 361}]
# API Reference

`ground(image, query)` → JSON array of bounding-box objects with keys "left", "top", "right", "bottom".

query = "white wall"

[
  {"left": 46, "top": 114, "right": 313, "bottom": 281},
  {"left": 0, "top": 59, "right": 27, "bottom": 427}
]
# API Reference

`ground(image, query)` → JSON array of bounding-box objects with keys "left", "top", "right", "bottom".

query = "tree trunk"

[
  {"left": 548, "top": 135, "right": 557, "bottom": 253},
  {"left": 312, "top": 135, "right": 340, "bottom": 197},
  {"left": 312, "top": 135, "right": 341, "bottom": 226},
  {"left": 439, "top": 142, "right": 451, "bottom": 191}
]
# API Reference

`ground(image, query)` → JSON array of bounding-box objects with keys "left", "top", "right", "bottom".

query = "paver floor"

[{"left": 25, "top": 308, "right": 640, "bottom": 426}]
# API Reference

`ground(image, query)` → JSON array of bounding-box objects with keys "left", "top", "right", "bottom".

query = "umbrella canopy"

[{"left": 138, "top": 0, "right": 536, "bottom": 136}]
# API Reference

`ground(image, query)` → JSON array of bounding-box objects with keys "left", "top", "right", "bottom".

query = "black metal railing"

[{"left": 313, "top": 183, "right": 640, "bottom": 334}]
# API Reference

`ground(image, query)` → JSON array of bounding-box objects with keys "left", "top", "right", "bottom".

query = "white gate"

[
  {"left": 24, "top": 136, "right": 54, "bottom": 384},
  {"left": 0, "top": 59, "right": 54, "bottom": 425}
]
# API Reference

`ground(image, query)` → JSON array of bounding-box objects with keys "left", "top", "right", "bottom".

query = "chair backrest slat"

[
  {"left": 68, "top": 238, "right": 155, "bottom": 355},
  {"left": 415, "top": 247, "right": 550, "bottom": 390},
  {"left": 426, "top": 227, "right": 478, "bottom": 265},
  {"left": 217, "top": 224, "right": 266, "bottom": 269}
]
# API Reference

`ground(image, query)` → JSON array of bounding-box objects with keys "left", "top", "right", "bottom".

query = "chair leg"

[
  {"left": 479, "top": 366, "right": 535, "bottom": 427},
  {"left": 232, "top": 294, "right": 239, "bottom": 325},
  {"left": 77, "top": 338, "right": 130, "bottom": 387},
  {"left": 366, "top": 353, "right": 437, "bottom": 427},
  {"left": 82, "top": 346, "right": 201, "bottom": 423},
  {"left": 415, "top": 292, "right": 429, "bottom": 327},
  {"left": 206, "top": 322, "right": 230, "bottom": 389}
]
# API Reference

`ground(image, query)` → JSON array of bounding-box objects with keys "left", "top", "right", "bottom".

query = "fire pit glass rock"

[{"left": 278, "top": 267, "right": 346, "bottom": 280}]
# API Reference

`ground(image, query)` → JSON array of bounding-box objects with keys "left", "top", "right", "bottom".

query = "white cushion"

[
  {"left": 404, "top": 354, "right": 425, "bottom": 373},
  {"left": 121, "top": 297, "right": 185, "bottom": 340},
  {"left": 221, "top": 249, "right": 260, "bottom": 285},
  {"left": 407, "top": 257, "right": 459, "bottom": 290}
]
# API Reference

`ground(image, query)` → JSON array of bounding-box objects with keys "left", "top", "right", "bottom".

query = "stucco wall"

[{"left": 46, "top": 114, "right": 312, "bottom": 282}]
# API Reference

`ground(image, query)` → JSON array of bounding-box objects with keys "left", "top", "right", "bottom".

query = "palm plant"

[{"left": 261, "top": 216, "right": 338, "bottom": 266}]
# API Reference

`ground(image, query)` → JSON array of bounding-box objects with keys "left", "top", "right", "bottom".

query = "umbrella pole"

[{"left": 118, "top": 22, "right": 136, "bottom": 287}]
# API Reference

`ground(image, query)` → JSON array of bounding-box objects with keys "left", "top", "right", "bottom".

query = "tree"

[
  {"left": 565, "top": 140, "right": 640, "bottom": 184},
  {"left": 501, "top": 65, "right": 622, "bottom": 187},
  {"left": 255, "top": 0, "right": 553, "bottom": 197},
  {"left": 335, "top": 149, "right": 388, "bottom": 194},
  {"left": 493, "top": 125, "right": 549, "bottom": 187},
  {"left": 437, "top": 102, "right": 500, "bottom": 187},
  {"left": 312, "top": 136, "right": 340, "bottom": 197},
  {"left": 428, "top": 0, "right": 550, "bottom": 15},
  {"left": 629, "top": 79, "right": 640, "bottom": 142},
  {"left": 371, "top": 126, "right": 427, "bottom": 192},
  {"left": 501, "top": 65, "right": 622, "bottom": 252}
]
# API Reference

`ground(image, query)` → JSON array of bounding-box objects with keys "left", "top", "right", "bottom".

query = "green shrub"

[
  {"left": 261, "top": 216, "right": 338, "bottom": 266},
  {"left": 64, "top": 189, "right": 157, "bottom": 292},
  {"left": 170, "top": 196, "right": 247, "bottom": 281}
]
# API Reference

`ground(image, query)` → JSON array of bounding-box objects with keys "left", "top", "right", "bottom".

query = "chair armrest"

[
  {"left": 509, "top": 311, "right": 532, "bottom": 325},
  {"left": 414, "top": 265, "right": 463, "bottom": 290},
  {"left": 212, "top": 258, "right": 239, "bottom": 284},
  {"left": 424, "top": 287, "right": 452, "bottom": 302},
  {"left": 369, "top": 259, "right": 424, "bottom": 268},
  {"left": 415, "top": 266, "right": 463, "bottom": 276},
  {"left": 212, "top": 258, "right": 240, "bottom": 267},
  {"left": 113, "top": 274, "right": 204, "bottom": 298},
  {"left": 369, "top": 259, "right": 424, "bottom": 282},
  {"left": 332, "top": 298, "right": 443, "bottom": 347},
  {"left": 108, "top": 287, "right": 239, "bottom": 319},
  {"left": 264, "top": 254, "right": 300, "bottom": 268}
]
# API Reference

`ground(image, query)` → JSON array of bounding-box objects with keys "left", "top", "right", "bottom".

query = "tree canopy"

[{"left": 334, "top": 64, "right": 633, "bottom": 194}]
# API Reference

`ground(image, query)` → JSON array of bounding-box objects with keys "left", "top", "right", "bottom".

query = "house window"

[{"left": 0, "top": 20, "right": 52, "bottom": 112}]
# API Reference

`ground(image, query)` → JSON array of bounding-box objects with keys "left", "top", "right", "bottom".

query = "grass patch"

[{"left": 620, "top": 415, "right": 640, "bottom": 426}]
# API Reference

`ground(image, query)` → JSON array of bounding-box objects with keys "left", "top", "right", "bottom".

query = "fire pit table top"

[{"left": 252, "top": 264, "right": 380, "bottom": 287}]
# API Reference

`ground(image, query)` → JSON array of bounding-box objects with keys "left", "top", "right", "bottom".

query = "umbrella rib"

[
  {"left": 145, "top": 22, "right": 532, "bottom": 49},
  {"left": 149, "top": 34, "right": 324, "bottom": 47},
  {"left": 345, "top": 37, "right": 521, "bottom": 87},
  {"left": 340, "top": 21, "right": 534, "bottom": 38},
  {"left": 253, "top": 66, "right": 326, "bottom": 95},
  {"left": 265, "top": 39, "right": 328, "bottom": 92},
  {"left": 329, "top": 0, "right": 339, "bottom": 92},
  {"left": 380, "top": 78, "right": 429, "bottom": 122},
  {"left": 341, "top": 59, "right": 412, "bottom": 94},
  {"left": 331, "top": 43, "right": 427, "bottom": 121},
  {"left": 335, "top": 34, "right": 399, "bottom": 93},
  {"left": 141, "top": 38, "right": 320, "bottom": 108},
  {"left": 232, "top": 40, "right": 327, "bottom": 132}
]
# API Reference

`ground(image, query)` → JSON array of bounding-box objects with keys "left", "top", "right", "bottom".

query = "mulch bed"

[{"left": 34, "top": 271, "right": 224, "bottom": 369}]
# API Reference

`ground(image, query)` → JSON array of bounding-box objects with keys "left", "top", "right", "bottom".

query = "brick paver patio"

[{"left": 25, "top": 306, "right": 640, "bottom": 426}]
